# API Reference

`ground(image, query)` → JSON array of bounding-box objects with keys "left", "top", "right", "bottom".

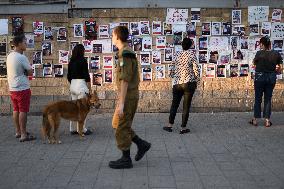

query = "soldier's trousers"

[{"left": 113, "top": 98, "right": 138, "bottom": 151}]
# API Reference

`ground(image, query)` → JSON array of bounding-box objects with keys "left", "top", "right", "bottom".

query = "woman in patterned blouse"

[{"left": 163, "top": 38, "right": 200, "bottom": 134}]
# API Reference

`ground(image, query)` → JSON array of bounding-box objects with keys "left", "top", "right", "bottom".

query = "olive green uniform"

[{"left": 115, "top": 45, "right": 140, "bottom": 151}]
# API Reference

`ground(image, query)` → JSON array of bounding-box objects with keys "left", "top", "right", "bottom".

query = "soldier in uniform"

[{"left": 109, "top": 26, "right": 151, "bottom": 169}]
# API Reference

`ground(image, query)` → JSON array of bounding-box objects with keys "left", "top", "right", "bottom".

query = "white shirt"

[
  {"left": 171, "top": 50, "right": 200, "bottom": 86},
  {"left": 6, "top": 51, "right": 31, "bottom": 91}
]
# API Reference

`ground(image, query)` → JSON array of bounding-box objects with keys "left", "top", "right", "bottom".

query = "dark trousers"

[
  {"left": 169, "top": 82, "right": 197, "bottom": 127},
  {"left": 254, "top": 72, "right": 276, "bottom": 119}
]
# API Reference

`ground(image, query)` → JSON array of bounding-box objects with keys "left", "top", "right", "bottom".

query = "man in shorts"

[{"left": 6, "top": 34, "right": 36, "bottom": 142}]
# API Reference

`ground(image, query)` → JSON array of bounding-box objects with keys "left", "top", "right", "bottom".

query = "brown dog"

[{"left": 42, "top": 91, "right": 101, "bottom": 144}]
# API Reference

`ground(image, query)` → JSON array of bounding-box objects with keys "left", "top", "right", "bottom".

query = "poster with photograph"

[
  {"left": 249, "top": 23, "right": 259, "bottom": 36},
  {"left": 197, "top": 64, "right": 203, "bottom": 78},
  {"left": 140, "top": 21, "right": 150, "bottom": 35},
  {"left": 0, "top": 19, "right": 8, "bottom": 35},
  {"left": 272, "top": 9, "right": 282, "bottom": 22},
  {"left": 133, "top": 37, "right": 142, "bottom": 51},
  {"left": 90, "top": 56, "right": 100, "bottom": 69},
  {"left": 120, "top": 22, "right": 129, "bottom": 30},
  {"left": 222, "top": 22, "right": 232, "bottom": 35},
  {"left": 109, "top": 22, "right": 120, "bottom": 35},
  {"left": 0, "top": 36, "right": 7, "bottom": 56},
  {"left": 44, "top": 26, "right": 54, "bottom": 40},
  {"left": 189, "top": 37, "right": 196, "bottom": 50},
  {"left": 142, "top": 67, "right": 152, "bottom": 81},
  {"left": 130, "top": 22, "right": 139, "bottom": 36},
  {"left": 209, "top": 51, "right": 219, "bottom": 64},
  {"left": 272, "top": 40, "right": 284, "bottom": 51},
  {"left": 199, "top": 37, "right": 208, "bottom": 50},
  {"left": 73, "top": 24, "right": 84, "bottom": 37},
  {"left": 218, "top": 51, "right": 231, "bottom": 64},
  {"left": 99, "top": 25, "right": 109, "bottom": 38},
  {"left": 0, "top": 57, "right": 7, "bottom": 78},
  {"left": 156, "top": 36, "right": 166, "bottom": 49},
  {"left": 82, "top": 40, "right": 92, "bottom": 53},
  {"left": 103, "top": 56, "right": 113, "bottom": 69},
  {"left": 230, "top": 64, "right": 239, "bottom": 77},
  {"left": 261, "top": 22, "right": 271, "bottom": 36},
  {"left": 12, "top": 17, "right": 24, "bottom": 36},
  {"left": 173, "top": 33, "right": 182, "bottom": 45},
  {"left": 152, "top": 50, "right": 161, "bottom": 64},
  {"left": 166, "top": 8, "right": 189, "bottom": 24},
  {"left": 205, "top": 64, "right": 215, "bottom": 78},
  {"left": 163, "top": 22, "right": 173, "bottom": 35},
  {"left": 209, "top": 37, "right": 229, "bottom": 51},
  {"left": 198, "top": 51, "right": 208, "bottom": 63},
  {"left": 32, "top": 21, "right": 43, "bottom": 35},
  {"left": 32, "top": 51, "right": 42, "bottom": 65},
  {"left": 92, "top": 43, "right": 102, "bottom": 53},
  {"left": 140, "top": 52, "right": 151, "bottom": 66},
  {"left": 142, "top": 36, "right": 152, "bottom": 51},
  {"left": 211, "top": 22, "right": 221, "bottom": 36},
  {"left": 168, "top": 64, "right": 175, "bottom": 77},
  {"left": 59, "top": 50, "right": 69, "bottom": 64},
  {"left": 104, "top": 69, "right": 113, "bottom": 83},
  {"left": 57, "top": 27, "right": 67, "bottom": 41},
  {"left": 217, "top": 65, "right": 226, "bottom": 78},
  {"left": 276, "top": 64, "right": 283, "bottom": 80},
  {"left": 239, "top": 64, "right": 249, "bottom": 77},
  {"left": 155, "top": 65, "right": 165, "bottom": 79},
  {"left": 164, "top": 48, "right": 173, "bottom": 63},
  {"left": 240, "top": 36, "right": 249, "bottom": 49},
  {"left": 201, "top": 22, "right": 211, "bottom": 36},
  {"left": 271, "top": 23, "right": 284, "bottom": 39},
  {"left": 191, "top": 8, "right": 201, "bottom": 22},
  {"left": 152, "top": 21, "right": 162, "bottom": 35},
  {"left": 232, "top": 10, "right": 241, "bottom": 24},
  {"left": 230, "top": 36, "right": 239, "bottom": 50},
  {"left": 186, "top": 22, "right": 196, "bottom": 37},
  {"left": 92, "top": 73, "right": 103, "bottom": 86},
  {"left": 53, "top": 64, "right": 63, "bottom": 77},
  {"left": 232, "top": 49, "right": 246, "bottom": 60},
  {"left": 127, "top": 35, "right": 133, "bottom": 48},
  {"left": 232, "top": 25, "right": 245, "bottom": 36},
  {"left": 70, "top": 41, "right": 80, "bottom": 51},
  {"left": 248, "top": 6, "right": 269, "bottom": 23},
  {"left": 248, "top": 37, "right": 260, "bottom": 51},
  {"left": 42, "top": 41, "right": 52, "bottom": 56},
  {"left": 25, "top": 34, "right": 35, "bottom": 49},
  {"left": 85, "top": 20, "right": 97, "bottom": 40},
  {"left": 43, "top": 63, "right": 53, "bottom": 77}
]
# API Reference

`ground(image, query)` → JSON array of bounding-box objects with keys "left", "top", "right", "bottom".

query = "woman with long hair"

[
  {"left": 249, "top": 37, "right": 283, "bottom": 127},
  {"left": 67, "top": 44, "right": 92, "bottom": 135}
]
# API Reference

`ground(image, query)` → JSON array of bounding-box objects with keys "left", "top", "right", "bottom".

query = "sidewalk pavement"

[{"left": 0, "top": 112, "right": 284, "bottom": 189}]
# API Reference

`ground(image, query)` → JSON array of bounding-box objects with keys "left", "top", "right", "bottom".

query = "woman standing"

[
  {"left": 249, "top": 37, "right": 283, "bottom": 127},
  {"left": 67, "top": 44, "right": 92, "bottom": 135},
  {"left": 163, "top": 38, "right": 200, "bottom": 134}
]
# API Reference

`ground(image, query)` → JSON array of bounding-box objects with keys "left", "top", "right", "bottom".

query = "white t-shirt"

[{"left": 6, "top": 51, "right": 32, "bottom": 91}]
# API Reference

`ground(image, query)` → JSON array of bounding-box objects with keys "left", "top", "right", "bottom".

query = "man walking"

[{"left": 109, "top": 26, "right": 151, "bottom": 169}]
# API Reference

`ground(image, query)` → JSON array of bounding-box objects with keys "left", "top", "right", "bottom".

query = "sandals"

[
  {"left": 265, "top": 120, "right": 272, "bottom": 127},
  {"left": 163, "top": 127, "right": 173, "bottom": 132},
  {"left": 249, "top": 119, "right": 258, "bottom": 126},
  {"left": 180, "top": 128, "right": 190, "bottom": 134},
  {"left": 15, "top": 132, "right": 30, "bottom": 138},
  {"left": 19, "top": 134, "right": 36, "bottom": 142}
]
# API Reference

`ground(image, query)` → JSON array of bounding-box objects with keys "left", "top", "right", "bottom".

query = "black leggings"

[{"left": 169, "top": 82, "right": 197, "bottom": 127}]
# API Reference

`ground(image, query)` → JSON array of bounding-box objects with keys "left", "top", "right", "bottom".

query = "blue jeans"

[{"left": 254, "top": 72, "right": 276, "bottom": 119}]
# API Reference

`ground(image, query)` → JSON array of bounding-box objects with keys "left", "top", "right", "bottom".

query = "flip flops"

[
  {"left": 19, "top": 134, "right": 36, "bottom": 142},
  {"left": 265, "top": 120, "right": 272, "bottom": 127},
  {"left": 15, "top": 132, "right": 30, "bottom": 138},
  {"left": 249, "top": 119, "right": 258, "bottom": 126}
]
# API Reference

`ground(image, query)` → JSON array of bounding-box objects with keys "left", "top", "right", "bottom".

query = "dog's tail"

[{"left": 42, "top": 109, "right": 50, "bottom": 142}]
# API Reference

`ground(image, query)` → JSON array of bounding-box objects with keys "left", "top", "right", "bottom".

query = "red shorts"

[{"left": 10, "top": 89, "right": 31, "bottom": 112}]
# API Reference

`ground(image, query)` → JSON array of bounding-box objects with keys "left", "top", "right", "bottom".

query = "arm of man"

[{"left": 22, "top": 56, "right": 33, "bottom": 76}]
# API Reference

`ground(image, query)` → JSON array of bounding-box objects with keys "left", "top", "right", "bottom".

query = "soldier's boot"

[
  {"left": 109, "top": 149, "right": 133, "bottom": 169},
  {"left": 132, "top": 135, "right": 151, "bottom": 161}
]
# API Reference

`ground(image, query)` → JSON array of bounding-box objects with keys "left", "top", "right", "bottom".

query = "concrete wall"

[{"left": 0, "top": 7, "right": 284, "bottom": 115}]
